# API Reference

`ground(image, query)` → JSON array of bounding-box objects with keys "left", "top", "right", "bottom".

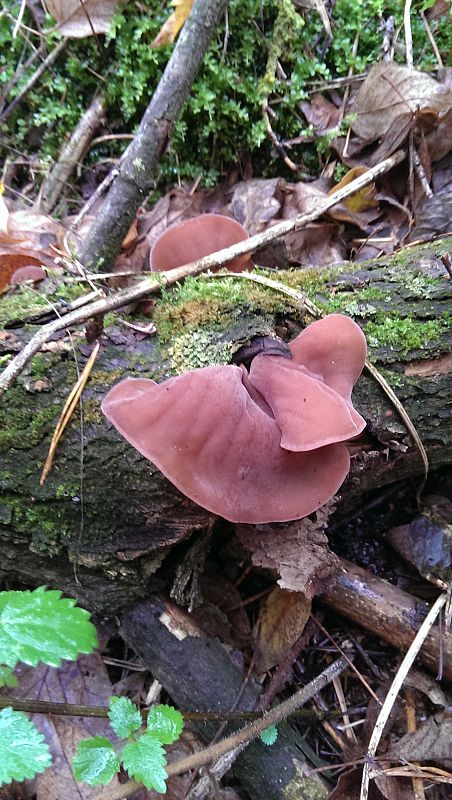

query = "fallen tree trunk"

[
  {"left": 119, "top": 596, "right": 330, "bottom": 800},
  {"left": 0, "top": 239, "right": 451, "bottom": 612}
]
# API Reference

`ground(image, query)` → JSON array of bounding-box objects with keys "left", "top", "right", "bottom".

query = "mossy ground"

[{"left": 1, "top": 280, "right": 89, "bottom": 326}]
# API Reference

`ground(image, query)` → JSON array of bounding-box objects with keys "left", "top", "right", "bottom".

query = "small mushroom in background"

[
  {"left": 102, "top": 315, "right": 367, "bottom": 524},
  {"left": 149, "top": 213, "right": 252, "bottom": 273},
  {"left": 11, "top": 265, "right": 47, "bottom": 284}
]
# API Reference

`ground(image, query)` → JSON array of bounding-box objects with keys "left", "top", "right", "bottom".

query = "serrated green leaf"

[
  {"left": 259, "top": 724, "right": 278, "bottom": 746},
  {"left": 0, "top": 665, "right": 18, "bottom": 688},
  {"left": 146, "top": 704, "right": 183, "bottom": 744},
  {"left": 72, "top": 736, "right": 119, "bottom": 786},
  {"left": 121, "top": 732, "right": 168, "bottom": 793},
  {"left": 108, "top": 696, "right": 142, "bottom": 738},
  {"left": 0, "top": 586, "right": 98, "bottom": 668},
  {"left": 0, "top": 707, "right": 52, "bottom": 785}
]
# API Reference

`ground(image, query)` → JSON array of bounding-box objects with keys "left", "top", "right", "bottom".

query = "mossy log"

[{"left": 0, "top": 240, "right": 451, "bottom": 613}]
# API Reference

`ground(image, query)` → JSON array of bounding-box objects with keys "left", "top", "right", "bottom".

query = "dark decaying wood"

[
  {"left": 322, "top": 558, "right": 452, "bottom": 681},
  {"left": 120, "top": 596, "right": 329, "bottom": 800},
  {"left": 0, "top": 240, "right": 451, "bottom": 612}
]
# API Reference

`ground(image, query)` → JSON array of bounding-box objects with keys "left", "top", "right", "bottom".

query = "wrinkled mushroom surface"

[
  {"left": 149, "top": 213, "right": 252, "bottom": 273},
  {"left": 102, "top": 314, "right": 367, "bottom": 524},
  {"left": 102, "top": 368, "right": 350, "bottom": 524}
]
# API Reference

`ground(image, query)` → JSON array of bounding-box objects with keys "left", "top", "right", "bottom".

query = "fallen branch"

[
  {"left": 0, "top": 148, "right": 406, "bottom": 395},
  {"left": 322, "top": 559, "right": 452, "bottom": 680},
  {"left": 80, "top": 0, "right": 229, "bottom": 272},
  {"left": 94, "top": 656, "right": 349, "bottom": 800},
  {"left": 36, "top": 95, "right": 106, "bottom": 214}
]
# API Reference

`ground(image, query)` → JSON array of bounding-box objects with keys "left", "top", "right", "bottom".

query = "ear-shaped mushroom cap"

[
  {"left": 248, "top": 354, "right": 366, "bottom": 451},
  {"left": 288, "top": 314, "right": 367, "bottom": 402},
  {"left": 149, "top": 213, "right": 252, "bottom": 274},
  {"left": 101, "top": 367, "right": 350, "bottom": 524},
  {"left": 11, "top": 265, "right": 46, "bottom": 284}
]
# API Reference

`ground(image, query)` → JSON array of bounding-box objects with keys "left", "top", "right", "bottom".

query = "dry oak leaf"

[
  {"left": 352, "top": 62, "right": 452, "bottom": 143},
  {"left": 45, "top": 0, "right": 121, "bottom": 37},
  {"left": 152, "top": 0, "right": 194, "bottom": 47}
]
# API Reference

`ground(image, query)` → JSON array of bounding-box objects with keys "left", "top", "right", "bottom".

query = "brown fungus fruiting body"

[
  {"left": 149, "top": 213, "right": 252, "bottom": 273},
  {"left": 102, "top": 315, "right": 367, "bottom": 524}
]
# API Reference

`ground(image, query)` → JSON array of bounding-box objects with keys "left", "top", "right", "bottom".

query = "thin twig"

[
  {"left": 360, "top": 592, "right": 447, "bottom": 800},
  {"left": 0, "top": 694, "right": 362, "bottom": 723},
  {"left": 0, "top": 38, "right": 68, "bottom": 122},
  {"left": 420, "top": 10, "right": 443, "bottom": 68},
  {"left": 94, "top": 656, "right": 350, "bottom": 800},
  {"left": 0, "top": 148, "right": 406, "bottom": 396},
  {"left": 404, "top": 0, "right": 413, "bottom": 68}
]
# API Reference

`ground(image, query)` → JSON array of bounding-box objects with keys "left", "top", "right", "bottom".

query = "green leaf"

[
  {"left": 72, "top": 736, "right": 119, "bottom": 786},
  {"left": 146, "top": 704, "right": 184, "bottom": 744},
  {"left": 0, "top": 707, "right": 52, "bottom": 785},
  {"left": 121, "top": 732, "right": 168, "bottom": 793},
  {"left": 260, "top": 724, "right": 278, "bottom": 746},
  {"left": 108, "top": 696, "right": 142, "bottom": 739},
  {"left": 0, "top": 665, "right": 18, "bottom": 688},
  {"left": 0, "top": 586, "right": 98, "bottom": 668}
]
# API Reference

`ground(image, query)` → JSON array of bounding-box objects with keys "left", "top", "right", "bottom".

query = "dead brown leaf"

[
  {"left": 255, "top": 586, "right": 311, "bottom": 672},
  {"left": 328, "top": 767, "right": 385, "bottom": 799},
  {"left": 387, "top": 712, "right": 452, "bottom": 768},
  {"left": 1, "top": 652, "right": 120, "bottom": 798},
  {"left": 229, "top": 178, "right": 281, "bottom": 235},
  {"left": 300, "top": 93, "right": 341, "bottom": 133},
  {"left": 352, "top": 63, "right": 452, "bottom": 143},
  {"left": 45, "top": 0, "right": 121, "bottom": 37}
]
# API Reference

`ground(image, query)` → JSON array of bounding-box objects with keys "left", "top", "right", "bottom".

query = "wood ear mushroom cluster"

[{"left": 102, "top": 315, "right": 367, "bottom": 524}]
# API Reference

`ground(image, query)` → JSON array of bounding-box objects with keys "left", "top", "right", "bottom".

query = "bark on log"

[
  {"left": 0, "top": 240, "right": 451, "bottom": 613},
  {"left": 322, "top": 558, "right": 452, "bottom": 681},
  {"left": 120, "top": 595, "right": 329, "bottom": 800}
]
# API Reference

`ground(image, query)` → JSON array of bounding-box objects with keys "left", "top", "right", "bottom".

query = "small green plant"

[
  {"left": 0, "top": 585, "right": 185, "bottom": 793},
  {"left": 73, "top": 699, "right": 184, "bottom": 792},
  {"left": 259, "top": 723, "right": 278, "bottom": 745},
  {"left": 0, "top": 586, "right": 97, "bottom": 786},
  {"left": 2, "top": 0, "right": 449, "bottom": 191}
]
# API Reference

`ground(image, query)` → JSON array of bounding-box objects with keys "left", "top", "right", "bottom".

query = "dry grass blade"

[
  {"left": 40, "top": 341, "right": 100, "bottom": 485},
  {"left": 364, "top": 358, "right": 429, "bottom": 500},
  {"left": 360, "top": 592, "right": 447, "bottom": 800}
]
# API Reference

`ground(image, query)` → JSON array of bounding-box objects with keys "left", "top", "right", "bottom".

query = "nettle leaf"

[
  {"left": 122, "top": 732, "right": 168, "bottom": 793},
  {"left": 72, "top": 736, "right": 120, "bottom": 786},
  {"left": 146, "top": 703, "right": 184, "bottom": 744},
  {"left": 108, "top": 696, "right": 142, "bottom": 739},
  {"left": 0, "top": 665, "right": 18, "bottom": 688},
  {"left": 260, "top": 724, "right": 278, "bottom": 746},
  {"left": 0, "top": 707, "right": 52, "bottom": 785},
  {"left": 0, "top": 586, "right": 98, "bottom": 668}
]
